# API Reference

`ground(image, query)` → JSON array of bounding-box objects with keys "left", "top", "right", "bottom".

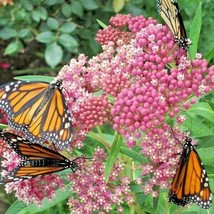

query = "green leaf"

[
  {"left": 36, "top": 31, "right": 55, "bottom": 44},
  {"left": 120, "top": 147, "right": 149, "bottom": 164},
  {"left": 59, "top": 23, "right": 76, "bottom": 33},
  {"left": 185, "top": 102, "right": 214, "bottom": 124},
  {"left": 31, "top": 9, "right": 41, "bottom": 22},
  {"left": 47, "top": 17, "right": 59, "bottom": 30},
  {"left": 105, "top": 134, "right": 122, "bottom": 181},
  {"left": 112, "top": 0, "right": 125, "bottom": 12},
  {"left": 182, "top": 112, "right": 214, "bottom": 138},
  {"left": 198, "top": 146, "right": 214, "bottom": 166},
  {"left": 58, "top": 34, "right": 78, "bottom": 48},
  {"left": 4, "top": 40, "right": 23, "bottom": 55},
  {"left": 0, "top": 123, "right": 8, "bottom": 129},
  {"left": 6, "top": 185, "right": 71, "bottom": 214},
  {"left": 71, "top": 1, "right": 83, "bottom": 17},
  {"left": 18, "top": 29, "right": 30, "bottom": 38},
  {"left": 205, "top": 46, "right": 214, "bottom": 63},
  {"left": 38, "top": 6, "right": 48, "bottom": 20},
  {"left": 21, "top": 0, "right": 33, "bottom": 11},
  {"left": 61, "top": 3, "right": 72, "bottom": 17},
  {"left": 5, "top": 201, "right": 27, "bottom": 214},
  {"left": 30, "top": 0, "right": 40, "bottom": 6},
  {"left": 44, "top": 0, "right": 58, "bottom": 6},
  {"left": 89, "top": 39, "right": 101, "bottom": 53},
  {"left": 189, "top": 2, "right": 201, "bottom": 59},
  {"left": 96, "top": 19, "right": 108, "bottom": 29},
  {"left": 45, "top": 42, "right": 63, "bottom": 68},
  {"left": 0, "top": 28, "right": 17, "bottom": 40},
  {"left": 13, "top": 75, "right": 54, "bottom": 82},
  {"left": 80, "top": 0, "right": 98, "bottom": 10}
]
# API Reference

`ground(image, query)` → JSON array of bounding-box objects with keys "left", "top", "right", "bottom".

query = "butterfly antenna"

[
  {"left": 170, "top": 127, "right": 183, "bottom": 146},
  {"left": 73, "top": 156, "right": 93, "bottom": 162}
]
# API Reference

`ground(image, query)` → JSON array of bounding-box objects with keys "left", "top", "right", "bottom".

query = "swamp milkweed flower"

[{"left": 1, "top": 13, "right": 214, "bottom": 212}]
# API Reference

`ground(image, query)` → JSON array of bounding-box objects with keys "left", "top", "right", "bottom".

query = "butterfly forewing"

[
  {"left": 157, "top": 0, "right": 189, "bottom": 51},
  {"left": 1, "top": 132, "right": 66, "bottom": 160},
  {"left": 0, "top": 80, "right": 73, "bottom": 149},
  {"left": 0, "top": 132, "right": 79, "bottom": 183}
]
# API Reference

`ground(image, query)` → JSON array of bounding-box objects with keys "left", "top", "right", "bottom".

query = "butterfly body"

[
  {"left": 0, "top": 80, "right": 73, "bottom": 149},
  {"left": 169, "top": 137, "right": 212, "bottom": 209},
  {"left": 0, "top": 132, "right": 78, "bottom": 183},
  {"left": 26, "top": 158, "right": 72, "bottom": 168}
]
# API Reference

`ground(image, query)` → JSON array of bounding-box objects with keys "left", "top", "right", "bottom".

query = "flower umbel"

[
  {"left": 1, "top": 13, "right": 214, "bottom": 212},
  {"left": 56, "top": 13, "right": 214, "bottom": 206},
  {"left": 67, "top": 148, "right": 133, "bottom": 213}
]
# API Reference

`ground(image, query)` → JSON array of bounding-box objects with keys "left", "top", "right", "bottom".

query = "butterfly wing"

[
  {"left": 169, "top": 142, "right": 212, "bottom": 209},
  {"left": 0, "top": 132, "right": 66, "bottom": 160},
  {"left": 157, "top": 0, "right": 189, "bottom": 50},
  {"left": 169, "top": 148, "right": 192, "bottom": 206},
  {"left": 28, "top": 84, "right": 73, "bottom": 149},
  {"left": 0, "top": 162, "right": 67, "bottom": 183},
  {"left": 0, "top": 81, "right": 73, "bottom": 149},
  {"left": 0, "top": 81, "right": 48, "bottom": 128},
  {"left": 0, "top": 132, "right": 76, "bottom": 183}
]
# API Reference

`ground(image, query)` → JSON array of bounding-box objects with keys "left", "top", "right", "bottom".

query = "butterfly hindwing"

[
  {"left": 169, "top": 137, "right": 212, "bottom": 209},
  {"left": 0, "top": 132, "right": 66, "bottom": 160},
  {"left": 28, "top": 86, "right": 73, "bottom": 149}
]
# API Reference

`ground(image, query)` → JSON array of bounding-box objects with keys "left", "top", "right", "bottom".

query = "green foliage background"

[{"left": 0, "top": 0, "right": 214, "bottom": 70}]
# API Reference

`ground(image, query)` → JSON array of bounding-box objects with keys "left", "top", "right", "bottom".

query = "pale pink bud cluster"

[{"left": 67, "top": 147, "right": 133, "bottom": 213}]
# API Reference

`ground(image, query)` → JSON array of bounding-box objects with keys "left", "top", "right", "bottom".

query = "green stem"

[
  {"left": 96, "top": 126, "right": 105, "bottom": 139},
  {"left": 88, "top": 131, "right": 111, "bottom": 151}
]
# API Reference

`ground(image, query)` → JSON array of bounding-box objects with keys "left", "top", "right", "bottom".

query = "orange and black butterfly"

[
  {"left": 0, "top": 132, "right": 79, "bottom": 183},
  {"left": 169, "top": 136, "right": 212, "bottom": 209},
  {"left": 157, "top": 0, "right": 189, "bottom": 51},
  {"left": 0, "top": 80, "right": 73, "bottom": 149}
]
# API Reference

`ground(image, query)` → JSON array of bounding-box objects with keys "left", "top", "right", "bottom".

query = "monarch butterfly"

[
  {"left": 0, "top": 132, "right": 80, "bottom": 183},
  {"left": 169, "top": 136, "right": 212, "bottom": 209},
  {"left": 0, "top": 80, "right": 73, "bottom": 149},
  {"left": 156, "top": 0, "right": 189, "bottom": 51}
]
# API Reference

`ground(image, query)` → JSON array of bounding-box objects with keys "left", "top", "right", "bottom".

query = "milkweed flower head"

[
  {"left": 4, "top": 174, "right": 65, "bottom": 206},
  {"left": 0, "top": 13, "right": 212, "bottom": 208},
  {"left": 58, "top": 14, "right": 213, "bottom": 150},
  {"left": 67, "top": 147, "right": 133, "bottom": 213},
  {"left": 56, "top": 14, "right": 214, "bottom": 201},
  {"left": 140, "top": 125, "right": 187, "bottom": 195}
]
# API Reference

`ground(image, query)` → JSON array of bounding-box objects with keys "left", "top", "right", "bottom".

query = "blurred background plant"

[{"left": 0, "top": 0, "right": 213, "bottom": 81}]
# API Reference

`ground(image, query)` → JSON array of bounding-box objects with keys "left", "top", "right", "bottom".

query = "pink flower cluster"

[
  {"left": 1, "top": 13, "right": 214, "bottom": 211},
  {"left": 59, "top": 14, "right": 214, "bottom": 149},
  {"left": 140, "top": 125, "right": 185, "bottom": 195},
  {"left": 4, "top": 175, "right": 65, "bottom": 206},
  {"left": 56, "top": 13, "right": 214, "bottom": 194},
  {"left": 67, "top": 147, "right": 133, "bottom": 213},
  {"left": 57, "top": 13, "right": 214, "bottom": 200},
  {"left": 96, "top": 14, "right": 133, "bottom": 45}
]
